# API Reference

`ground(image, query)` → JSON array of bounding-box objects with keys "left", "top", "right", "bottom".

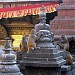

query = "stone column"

[
  {"left": 21, "top": 6, "right": 66, "bottom": 75},
  {"left": 50, "top": 0, "right": 75, "bottom": 39},
  {"left": 0, "top": 37, "right": 23, "bottom": 75}
]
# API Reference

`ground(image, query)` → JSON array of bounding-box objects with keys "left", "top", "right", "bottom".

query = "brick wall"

[{"left": 50, "top": 0, "right": 75, "bottom": 39}]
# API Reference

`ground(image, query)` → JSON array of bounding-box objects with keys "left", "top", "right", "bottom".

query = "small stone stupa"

[
  {"left": 0, "top": 37, "right": 23, "bottom": 75},
  {"left": 22, "top": 6, "right": 66, "bottom": 75},
  {"left": 35, "top": 5, "right": 55, "bottom": 48}
]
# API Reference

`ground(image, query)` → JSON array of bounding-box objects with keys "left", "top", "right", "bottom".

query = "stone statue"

[
  {"left": 20, "top": 35, "right": 28, "bottom": 51},
  {"left": 27, "top": 29, "right": 37, "bottom": 52},
  {"left": 35, "top": 5, "right": 55, "bottom": 48}
]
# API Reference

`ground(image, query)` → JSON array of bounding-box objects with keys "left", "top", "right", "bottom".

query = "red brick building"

[
  {"left": 50, "top": 0, "right": 75, "bottom": 51},
  {"left": 50, "top": 0, "right": 75, "bottom": 39}
]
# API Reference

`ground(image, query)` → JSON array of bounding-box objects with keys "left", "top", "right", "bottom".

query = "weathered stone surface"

[
  {"left": 24, "top": 67, "right": 61, "bottom": 75},
  {"left": 61, "top": 65, "right": 71, "bottom": 71},
  {"left": 0, "top": 37, "right": 23, "bottom": 75},
  {"left": 61, "top": 62, "right": 75, "bottom": 75},
  {"left": 20, "top": 5, "right": 66, "bottom": 75}
]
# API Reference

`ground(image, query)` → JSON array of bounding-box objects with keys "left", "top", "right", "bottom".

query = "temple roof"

[{"left": 0, "top": 0, "right": 62, "bottom": 2}]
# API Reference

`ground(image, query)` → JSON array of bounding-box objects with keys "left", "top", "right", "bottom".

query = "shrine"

[
  {"left": 0, "top": 0, "right": 59, "bottom": 49},
  {"left": 0, "top": 0, "right": 75, "bottom": 75}
]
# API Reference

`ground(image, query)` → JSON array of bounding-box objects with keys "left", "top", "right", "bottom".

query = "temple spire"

[
  {"left": 5, "top": 37, "right": 11, "bottom": 49},
  {"left": 0, "top": 37, "right": 23, "bottom": 75},
  {"left": 39, "top": 5, "right": 46, "bottom": 21}
]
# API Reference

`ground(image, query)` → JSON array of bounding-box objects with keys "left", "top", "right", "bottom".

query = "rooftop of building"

[{"left": 0, "top": 0, "right": 62, "bottom": 3}]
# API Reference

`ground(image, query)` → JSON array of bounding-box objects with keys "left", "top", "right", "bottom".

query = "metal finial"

[
  {"left": 41, "top": 5, "right": 45, "bottom": 12},
  {"left": 5, "top": 37, "right": 10, "bottom": 40},
  {"left": 39, "top": 5, "right": 46, "bottom": 20},
  {"left": 5, "top": 37, "right": 11, "bottom": 49}
]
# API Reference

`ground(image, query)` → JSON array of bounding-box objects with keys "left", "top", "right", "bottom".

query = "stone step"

[
  {"left": 21, "top": 58, "right": 66, "bottom": 67},
  {"left": 24, "top": 52, "right": 60, "bottom": 58},
  {"left": 29, "top": 48, "right": 58, "bottom": 53},
  {"left": 24, "top": 56, "right": 63, "bottom": 62}
]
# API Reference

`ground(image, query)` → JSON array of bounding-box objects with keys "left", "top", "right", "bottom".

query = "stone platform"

[{"left": 21, "top": 48, "right": 65, "bottom": 67}]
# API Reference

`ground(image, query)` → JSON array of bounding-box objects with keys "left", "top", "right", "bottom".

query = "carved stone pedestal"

[
  {"left": 20, "top": 5, "right": 66, "bottom": 75},
  {"left": 21, "top": 47, "right": 66, "bottom": 75},
  {"left": 25, "top": 67, "right": 61, "bottom": 75}
]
